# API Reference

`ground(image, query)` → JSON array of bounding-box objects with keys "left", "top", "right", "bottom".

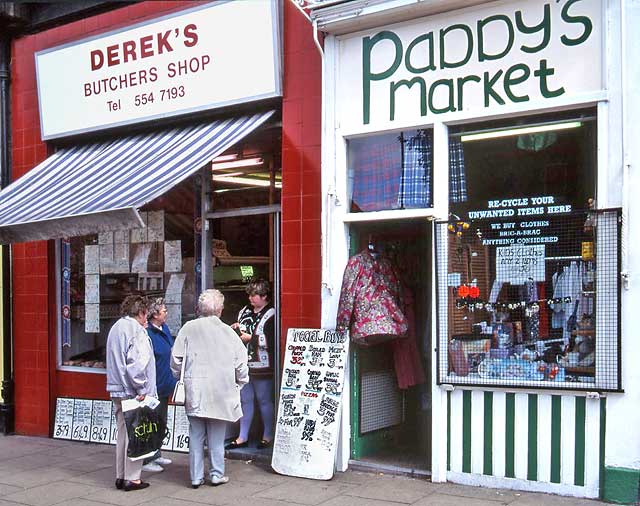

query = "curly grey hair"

[
  {"left": 147, "top": 297, "right": 165, "bottom": 320},
  {"left": 120, "top": 295, "right": 148, "bottom": 318},
  {"left": 198, "top": 289, "right": 225, "bottom": 317}
]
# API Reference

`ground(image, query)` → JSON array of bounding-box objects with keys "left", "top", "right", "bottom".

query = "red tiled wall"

[
  {"left": 281, "top": 1, "right": 322, "bottom": 337},
  {"left": 10, "top": 1, "right": 204, "bottom": 436},
  {"left": 10, "top": 1, "right": 322, "bottom": 436}
]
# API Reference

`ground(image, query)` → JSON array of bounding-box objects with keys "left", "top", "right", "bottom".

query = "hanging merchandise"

[{"left": 336, "top": 249, "right": 408, "bottom": 347}]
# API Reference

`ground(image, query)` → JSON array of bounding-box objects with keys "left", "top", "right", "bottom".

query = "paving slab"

[
  {"left": 437, "top": 483, "right": 525, "bottom": 503},
  {"left": 83, "top": 481, "right": 184, "bottom": 506},
  {"left": 509, "top": 492, "right": 605, "bottom": 506},
  {"left": 254, "top": 479, "right": 355, "bottom": 505},
  {"left": 413, "top": 493, "right": 512, "bottom": 506},
  {"left": 343, "top": 474, "right": 440, "bottom": 503},
  {"left": 319, "top": 494, "right": 415, "bottom": 506},
  {"left": 2, "top": 480, "right": 99, "bottom": 506},
  {"left": 170, "top": 480, "right": 272, "bottom": 505},
  {"left": 0, "top": 466, "right": 85, "bottom": 489},
  {"left": 0, "top": 484, "right": 22, "bottom": 498}
]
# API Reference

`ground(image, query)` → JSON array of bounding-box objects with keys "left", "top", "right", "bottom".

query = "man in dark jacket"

[{"left": 142, "top": 298, "right": 176, "bottom": 473}]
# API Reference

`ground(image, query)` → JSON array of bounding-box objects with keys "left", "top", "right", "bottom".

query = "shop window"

[
  {"left": 347, "top": 129, "right": 434, "bottom": 212},
  {"left": 59, "top": 181, "right": 197, "bottom": 371},
  {"left": 436, "top": 111, "right": 622, "bottom": 391}
]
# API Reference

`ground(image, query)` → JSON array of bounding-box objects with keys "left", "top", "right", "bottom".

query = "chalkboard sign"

[
  {"left": 53, "top": 398, "right": 74, "bottom": 440},
  {"left": 90, "top": 400, "right": 112, "bottom": 444},
  {"left": 71, "top": 399, "right": 93, "bottom": 441},
  {"left": 271, "top": 329, "right": 348, "bottom": 480}
]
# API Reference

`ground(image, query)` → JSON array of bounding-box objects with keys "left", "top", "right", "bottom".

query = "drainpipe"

[{"left": 0, "top": 35, "right": 14, "bottom": 435}]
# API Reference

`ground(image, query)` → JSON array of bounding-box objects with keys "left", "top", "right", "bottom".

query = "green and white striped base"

[{"left": 446, "top": 390, "right": 605, "bottom": 498}]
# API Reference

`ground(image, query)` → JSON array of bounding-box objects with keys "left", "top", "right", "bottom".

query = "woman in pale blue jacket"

[{"left": 171, "top": 289, "right": 249, "bottom": 488}]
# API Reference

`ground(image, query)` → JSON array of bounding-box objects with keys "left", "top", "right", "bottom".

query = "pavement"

[{"left": 0, "top": 435, "right": 620, "bottom": 506}]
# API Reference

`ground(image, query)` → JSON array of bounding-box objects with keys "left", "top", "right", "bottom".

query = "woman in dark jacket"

[{"left": 142, "top": 298, "right": 176, "bottom": 473}]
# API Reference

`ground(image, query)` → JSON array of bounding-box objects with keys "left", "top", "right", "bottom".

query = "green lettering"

[
  {"left": 405, "top": 33, "right": 436, "bottom": 74},
  {"left": 439, "top": 24, "right": 473, "bottom": 69},
  {"left": 534, "top": 59, "right": 564, "bottom": 98},
  {"left": 561, "top": 0, "right": 593, "bottom": 46},
  {"left": 484, "top": 70, "right": 506, "bottom": 107},
  {"left": 456, "top": 74, "right": 481, "bottom": 111},
  {"left": 390, "top": 78, "right": 426, "bottom": 120},
  {"left": 478, "top": 15, "right": 515, "bottom": 61},
  {"left": 515, "top": 5, "right": 551, "bottom": 53},
  {"left": 503, "top": 63, "right": 531, "bottom": 103},
  {"left": 363, "top": 31, "right": 403, "bottom": 125},
  {"left": 428, "top": 79, "right": 456, "bottom": 114}
]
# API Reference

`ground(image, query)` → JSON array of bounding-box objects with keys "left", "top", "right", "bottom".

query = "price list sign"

[
  {"left": 90, "top": 400, "right": 112, "bottom": 444},
  {"left": 53, "top": 398, "right": 74, "bottom": 439},
  {"left": 271, "top": 329, "right": 348, "bottom": 480},
  {"left": 172, "top": 405, "right": 190, "bottom": 452},
  {"left": 162, "top": 405, "right": 176, "bottom": 451},
  {"left": 71, "top": 399, "right": 93, "bottom": 441}
]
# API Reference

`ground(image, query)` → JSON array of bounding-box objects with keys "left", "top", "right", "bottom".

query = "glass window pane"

[
  {"left": 61, "top": 182, "right": 197, "bottom": 370},
  {"left": 348, "top": 129, "right": 433, "bottom": 212}
]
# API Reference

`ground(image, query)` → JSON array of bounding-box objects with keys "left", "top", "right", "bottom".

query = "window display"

[
  {"left": 436, "top": 111, "right": 621, "bottom": 390},
  {"left": 60, "top": 183, "right": 197, "bottom": 370}
]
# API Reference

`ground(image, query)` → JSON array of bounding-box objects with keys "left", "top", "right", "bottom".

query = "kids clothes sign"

[{"left": 271, "top": 329, "right": 349, "bottom": 480}]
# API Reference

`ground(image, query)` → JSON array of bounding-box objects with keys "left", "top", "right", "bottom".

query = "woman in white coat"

[{"left": 171, "top": 289, "right": 248, "bottom": 488}]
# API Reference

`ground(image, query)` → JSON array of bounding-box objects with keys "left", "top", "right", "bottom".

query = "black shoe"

[
  {"left": 123, "top": 480, "right": 150, "bottom": 492},
  {"left": 257, "top": 439, "right": 272, "bottom": 449},
  {"left": 225, "top": 440, "right": 248, "bottom": 450},
  {"left": 115, "top": 478, "right": 124, "bottom": 490}
]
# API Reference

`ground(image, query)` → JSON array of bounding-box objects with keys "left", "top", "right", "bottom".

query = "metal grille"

[
  {"left": 359, "top": 369, "right": 403, "bottom": 434},
  {"left": 436, "top": 209, "right": 621, "bottom": 391}
]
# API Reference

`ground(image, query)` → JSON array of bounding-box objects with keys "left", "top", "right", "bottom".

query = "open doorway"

[{"left": 346, "top": 219, "right": 432, "bottom": 475}]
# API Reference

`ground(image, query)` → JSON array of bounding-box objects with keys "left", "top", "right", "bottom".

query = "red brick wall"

[
  {"left": 281, "top": 1, "right": 322, "bottom": 336},
  {"left": 10, "top": 0, "right": 322, "bottom": 436}
]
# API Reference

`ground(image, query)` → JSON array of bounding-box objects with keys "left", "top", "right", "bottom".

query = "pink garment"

[
  {"left": 392, "top": 290, "right": 426, "bottom": 389},
  {"left": 336, "top": 250, "right": 408, "bottom": 345}
]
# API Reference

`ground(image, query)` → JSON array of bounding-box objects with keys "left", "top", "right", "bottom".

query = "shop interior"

[{"left": 346, "top": 220, "right": 432, "bottom": 474}]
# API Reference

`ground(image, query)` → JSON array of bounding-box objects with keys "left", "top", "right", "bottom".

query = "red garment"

[
  {"left": 336, "top": 250, "right": 408, "bottom": 344},
  {"left": 538, "top": 282, "right": 549, "bottom": 338},
  {"left": 391, "top": 290, "right": 426, "bottom": 389}
]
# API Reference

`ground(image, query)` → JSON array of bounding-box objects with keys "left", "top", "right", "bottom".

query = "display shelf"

[
  {"left": 572, "top": 329, "right": 595, "bottom": 336},
  {"left": 217, "top": 256, "right": 269, "bottom": 265}
]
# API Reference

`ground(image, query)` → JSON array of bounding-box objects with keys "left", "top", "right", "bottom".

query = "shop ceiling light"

[
  {"left": 460, "top": 121, "right": 582, "bottom": 142},
  {"left": 211, "top": 153, "right": 239, "bottom": 163},
  {"left": 210, "top": 156, "right": 263, "bottom": 170},
  {"left": 212, "top": 175, "right": 282, "bottom": 188}
]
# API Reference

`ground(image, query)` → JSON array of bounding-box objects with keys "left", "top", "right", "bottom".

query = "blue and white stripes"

[{"left": 0, "top": 110, "right": 273, "bottom": 243}]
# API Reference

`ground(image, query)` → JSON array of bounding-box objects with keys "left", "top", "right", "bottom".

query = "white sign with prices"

[
  {"left": 337, "top": 0, "right": 603, "bottom": 132},
  {"left": 496, "top": 244, "right": 545, "bottom": 284},
  {"left": 36, "top": 0, "right": 281, "bottom": 139},
  {"left": 271, "top": 329, "right": 349, "bottom": 480}
]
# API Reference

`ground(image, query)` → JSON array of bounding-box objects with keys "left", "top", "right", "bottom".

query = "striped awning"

[{"left": 0, "top": 110, "right": 274, "bottom": 244}]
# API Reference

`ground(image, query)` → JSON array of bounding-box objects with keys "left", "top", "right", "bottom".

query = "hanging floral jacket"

[{"left": 336, "top": 250, "right": 408, "bottom": 345}]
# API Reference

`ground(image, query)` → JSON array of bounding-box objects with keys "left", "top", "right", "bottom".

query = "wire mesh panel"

[
  {"left": 435, "top": 209, "right": 621, "bottom": 391},
  {"left": 360, "top": 369, "right": 403, "bottom": 434}
]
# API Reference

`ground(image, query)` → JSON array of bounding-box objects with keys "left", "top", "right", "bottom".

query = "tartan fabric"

[
  {"left": 449, "top": 139, "right": 468, "bottom": 203},
  {"left": 351, "top": 135, "right": 402, "bottom": 212},
  {"left": 399, "top": 130, "right": 432, "bottom": 208}
]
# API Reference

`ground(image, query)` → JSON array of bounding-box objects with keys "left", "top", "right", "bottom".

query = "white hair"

[{"left": 198, "top": 289, "right": 224, "bottom": 317}]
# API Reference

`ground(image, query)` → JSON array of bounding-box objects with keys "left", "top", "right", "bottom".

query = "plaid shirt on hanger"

[
  {"left": 351, "top": 139, "right": 402, "bottom": 212},
  {"left": 399, "top": 130, "right": 432, "bottom": 208},
  {"left": 449, "top": 139, "right": 468, "bottom": 203}
]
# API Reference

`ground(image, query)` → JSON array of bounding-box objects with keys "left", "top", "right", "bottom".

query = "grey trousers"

[
  {"left": 188, "top": 416, "right": 227, "bottom": 485},
  {"left": 113, "top": 398, "right": 143, "bottom": 481}
]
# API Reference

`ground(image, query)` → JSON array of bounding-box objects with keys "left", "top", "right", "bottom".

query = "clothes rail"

[{"left": 545, "top": 255, "right": 582, "bottom": 261}]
